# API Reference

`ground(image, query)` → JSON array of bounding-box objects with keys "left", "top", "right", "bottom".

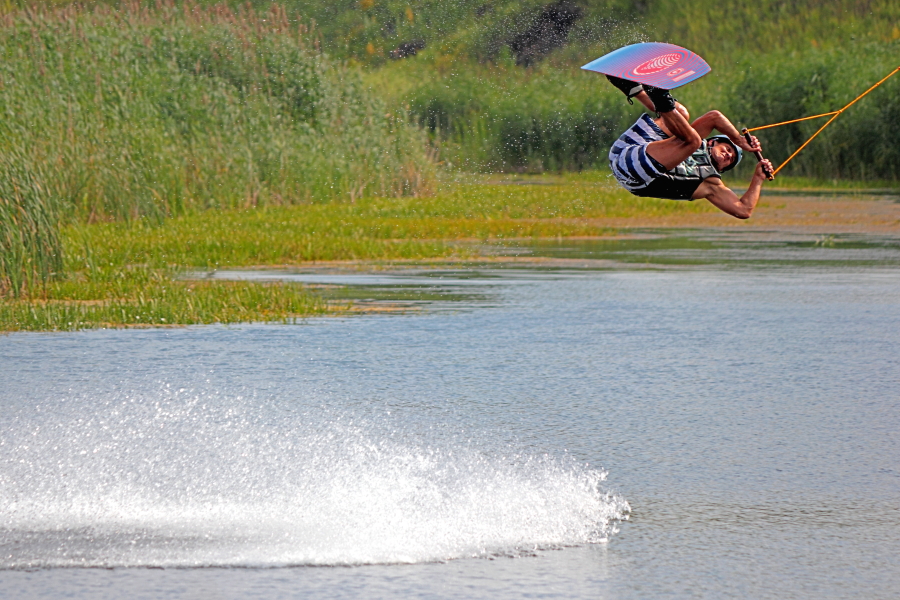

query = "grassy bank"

[
  {"left": 3, "top": 175, "right": 719, "bottom": 331},
  {"left": 72, "top": 177, "right": 711, "bottom": 267},
  {"left": 5, "top": 171, "right": 899, "bottom": 332},
  {"left": 0, "top": 1, "right": 434, "bottom": 297},
  {"left": 0, "top": 276, "right": 330, "bottom": 331}
]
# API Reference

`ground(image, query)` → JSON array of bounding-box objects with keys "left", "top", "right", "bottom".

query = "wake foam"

[{"left": 0, "top": 387, "right": 629, "bottom": 568}]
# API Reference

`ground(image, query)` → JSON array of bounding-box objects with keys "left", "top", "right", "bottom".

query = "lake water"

[{"left": 2, "top": 232, "right": 899, "bottom": 599}]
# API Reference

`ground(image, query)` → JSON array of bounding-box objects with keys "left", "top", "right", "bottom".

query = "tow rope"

[{"left": 746, "top": 66, "right": 900, "bottom": 177}]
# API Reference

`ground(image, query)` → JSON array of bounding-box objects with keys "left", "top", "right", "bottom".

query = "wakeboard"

[{"left": 581, "top": 42, "right": 710, "bottom": 89}]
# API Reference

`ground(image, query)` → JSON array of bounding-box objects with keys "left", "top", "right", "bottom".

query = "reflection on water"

[{"left": 2, "top": 231, "right": 900, "bottom": 599}]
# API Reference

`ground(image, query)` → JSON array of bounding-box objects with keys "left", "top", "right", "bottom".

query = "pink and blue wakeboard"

[{"left": 581, "top": 43, "right": 710, "bottom": 89}]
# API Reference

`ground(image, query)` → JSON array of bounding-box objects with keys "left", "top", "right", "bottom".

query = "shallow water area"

[{"left": 3, "top": 232, "right": 900, "bottom": 599}]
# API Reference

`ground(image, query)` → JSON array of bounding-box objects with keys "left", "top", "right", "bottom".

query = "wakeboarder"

[{"left": 606, "top": 76, "right": 772, "bottom": 219}]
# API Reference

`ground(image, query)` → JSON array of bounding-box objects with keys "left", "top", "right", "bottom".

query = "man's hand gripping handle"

[{"left": 742, "top": 128, "right": 774, "bottom": 180}]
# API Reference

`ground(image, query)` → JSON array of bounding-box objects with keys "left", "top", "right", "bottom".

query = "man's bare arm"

[
  {"left": 693, "top": 160, "right": 773, "bottom": 219},
  {"left": 690, "top": 111, "right": 760, "bottom": 153}
]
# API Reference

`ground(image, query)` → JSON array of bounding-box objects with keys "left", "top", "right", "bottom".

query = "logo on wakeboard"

[{"left": 632, "top": 53, "right": 682, "bottom": 76}]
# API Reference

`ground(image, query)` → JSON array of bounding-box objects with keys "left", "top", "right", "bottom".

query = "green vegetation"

[
  {"left": 72, "top": 177, "right": 711, "bottom": 267},
  {"left": 4, "top": 176, "right": 718, "bottom": 330},
  {"left": 365, "top": 0, "right": 900, "bottom": 178},
  {"left": 728, "top": 44, "right": 900, "bottom": 180},
  {"left": 0, "top": 274, "right": 329, "bottom": 331},
  {"left": 225, "top": 0, "right": 898, "bottom": 178},
  {"left": 2, "top": 0, "right": 898, "bottom": 329},
  {"left": 0, "top": 1, "right": 433, "bottom": 296}
]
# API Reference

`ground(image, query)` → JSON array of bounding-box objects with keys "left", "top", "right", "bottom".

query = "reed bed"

[
  {"left": 0, "top": 1, "right": 435, "bottom": 296},
  {"left": 723, "top": 43, "right": 900, "bottom": 180},
  {"left": 360, "top": 0, "right": 900, "bottom": 178},
  {"left": 0, "top": 157, "right": 63, "bottom": 297},
  {"left": 394, "top": 42, "right": 900, "bottom": 179}
]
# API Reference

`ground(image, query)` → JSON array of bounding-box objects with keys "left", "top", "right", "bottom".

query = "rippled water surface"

[{"left": 2, "top": 235, "right": 899, "bottom": 599}]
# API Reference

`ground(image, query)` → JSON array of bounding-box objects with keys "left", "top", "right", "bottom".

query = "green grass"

[
  {"left": 0, "top": 158, "right": 63, "bottom": 297},
  {"left": 0, "top": 1, "right": 435, "bottom": 296},
  {"left": 4, "top": 0, "right": 899, "bottom": 319},
  {"left": 0, "top": 275, "right": 330, "bottom": 331},
  {"left": 7, "top": 170, "right": 897, "bottom": 332},
  {"left": 352, "top": 0, "right": 900, "bottom": 179},
  {"left": 67, "top": 178, "right": 715, "bottom": 268},
  {"left": 3, "top": 175, "right": 720, "bottom": 331},
  {"left": 374, "top": 41, "right": 900, "bottom": 178}
]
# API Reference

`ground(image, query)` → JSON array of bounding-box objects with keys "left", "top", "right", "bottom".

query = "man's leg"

[
  {"left": 607, "top": 75, "right": 659, "bottom": 114},
  {"left": 606, "top": 75, "right": 642, "bottom": 100},
  {"left": 643, "top": 87, "right": 702, "bottom": 171}
]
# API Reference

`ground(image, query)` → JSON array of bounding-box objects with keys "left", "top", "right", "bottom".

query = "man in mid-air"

[{"left": 606, "top": 76, "right": 772, "bottom": 219}]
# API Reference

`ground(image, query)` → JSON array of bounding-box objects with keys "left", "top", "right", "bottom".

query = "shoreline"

[
  {"left": 3, "top": 190, "right": 899, "bottom": 332},
  {"left": 565, "top": 195, "right": 900, "bottom": 235}
]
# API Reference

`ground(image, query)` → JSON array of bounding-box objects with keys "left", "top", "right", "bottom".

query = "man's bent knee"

[{"left": 659, "top": 112, "right": 702, "bottom": 149}]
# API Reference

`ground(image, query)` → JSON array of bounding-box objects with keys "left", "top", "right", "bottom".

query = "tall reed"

[
  {"left": 0, "top": 157, "right": 62, "bottom": 297},
  {"left": 0, "top": 1, "right": 436, "bottom": 296},
  {"left": 399, "top": 42, "right": 900, "bottom": 179},
  {"left": 720, "top": 43, "right": 900, "bottom": 180},
  {"left": 365, "top": 0, "right": 900, "bottom": 178}
]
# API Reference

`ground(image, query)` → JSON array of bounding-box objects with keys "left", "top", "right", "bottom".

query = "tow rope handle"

[{"left": 741, "top": 128, "right": 774, "bottom": 181}]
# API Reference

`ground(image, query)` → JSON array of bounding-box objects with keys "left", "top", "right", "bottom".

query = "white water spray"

[{"left": 0, "top": 386, "right": 629, "bottom": 568}]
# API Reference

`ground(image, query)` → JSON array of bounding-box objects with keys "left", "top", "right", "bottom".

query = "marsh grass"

[
  {"left": 0, "top": 1, "right": 435, "bottom": 296},
  {"left": 0, "top": 275, "right": 330, "bottom": 331},
  {"left": 722, "top": 43, "right": 900, "bottom": 181},
  {"left": 5, "top": 0, "right": 897, "bottom": 323},
  {"left": 9, "top": 168, "right": 897, "bottom": 332},
  {"left": 363, "top": 0, "right": 900, "bottom": 179},
  {"left": 0, "top": 157, "right": 63, "bottom": 297},
  {"left": 2, "top": 174, "right": 720, "bottom": 330},
  {"left": 392, "top": 43, "right": 900, "bottom": 179},
  {"left": 68, "top": 177, "right": 713, "bottom": 269},
  {"left": 402, "top": 63, "right": 633, "bottom": 172}
]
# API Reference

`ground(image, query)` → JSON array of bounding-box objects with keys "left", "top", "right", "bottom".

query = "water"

[{"left": 2, "top": 235, "right": 900, "bottom": 599}]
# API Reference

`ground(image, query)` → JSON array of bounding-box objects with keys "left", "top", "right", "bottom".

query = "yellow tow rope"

[{"left": 745, "top": 66, "right": 900, "bottom": 177}]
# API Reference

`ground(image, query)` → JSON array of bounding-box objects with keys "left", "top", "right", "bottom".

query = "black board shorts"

[{"left": 630, "top": 174, "right": 720, "bottom": 201}]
